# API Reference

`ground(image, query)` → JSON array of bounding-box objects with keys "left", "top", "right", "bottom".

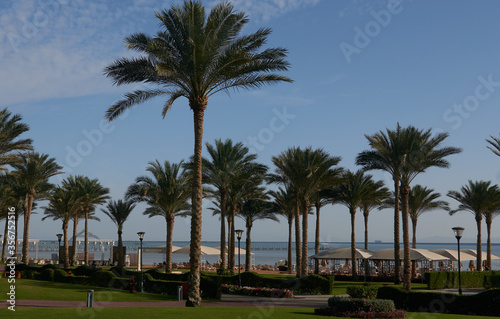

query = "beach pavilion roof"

[
  {"left": 309, "top": 247, "right": 373, "bottom": 259},
  {"left": 143, "top": 245, "right": 181, "bottom": 253},
  {"left": 172, "top": 245, "right": 221, "bottom": 255},
  {"left": 431, "top": 249, "right": 477, "bottom": 261},
  {"left": 460, "top": 249, "right": 500, "bottom": 260},
  {"left": 368, "top": 248, "right": 449, "bottom": 261}
]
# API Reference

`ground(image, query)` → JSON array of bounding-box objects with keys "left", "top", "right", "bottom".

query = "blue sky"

[{"left": 2, "top": 0, "right": 500, "bottom": 244}]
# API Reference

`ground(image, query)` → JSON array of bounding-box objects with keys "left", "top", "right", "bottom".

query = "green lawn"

[
  {"left": 1, "top": 307, "right": 498, "bottom": 319},
  {"left": 0, "top": 278, "right": 176, "bottom": 302}
]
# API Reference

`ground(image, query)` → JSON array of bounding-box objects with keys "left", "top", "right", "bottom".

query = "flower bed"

[
  {"left": 314, "top": 297, "right": 407, "bottom": 318},
  {"left": 222, "top": 284, "right": 294, "bottom": 298}
]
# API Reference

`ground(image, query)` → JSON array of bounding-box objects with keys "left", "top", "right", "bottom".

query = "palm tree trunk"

[
  {"left": 2, "top": 216, "right": 8, "bottom": 260},
  {"left": 166, "top": 216, "right": 174, "bottom": 273},
  {"left": 363, "top": 209, "right": 369, "bottom": 250},
  {"left": 245, "top": 222, "right": 251, "bottom": 272},
  {"left": 287, "top": 214, "right": 293, "bottom": 274},
  {"left": 84, "top": 209, "right": 89, "bottom": 265},
  {"left": 71, "top": 217, "right": 78, "bottom": 266},
  {"left": 476, "top": 216, "right": 482, "bottom": 271},
  {"left": 294, "top": 192, "right": 301, "bottom": 277},
  {"left": 400, "top": 184, "right": 411, "bottom": 291},
  {"left": 117, "top": 227, "right": 123, "bottom": 268},
  {"left": 486, "top": 217, "right": 492, "bottom": 270},
  {"left": 363, "top": 208, "right": 369, "bottom": 278},
  {"left": 350, "top": 207, "right": 357, "bottom": 279},
  {"left": 301, "top": 199, "right": 309, "bottom": 278},
  {"left": 228, "top": 207, "right": 236, "bottom": 274},
  {"left": 22, "top": 192, "right": 34, "bottom": 264},
  {"left": 411, "top": 218, "right": 417, "bottom": 279},
  {"left": 393, "top": 178, "right": 401, "bottom": 284},
  {"left": 186, "top": 102, "right": 206, "bottom": 307},
  {"left": 314, "top": 202, "right": 320, "bottom": 274},
  {"left": 227, "top": 213, "right": 232, "bottom": 270},
  {"left": 219, "top": 190, "right": 227, "bottom": 270},
  {"left": 63, "top": 221, "right": 70, "bottom": 268}
]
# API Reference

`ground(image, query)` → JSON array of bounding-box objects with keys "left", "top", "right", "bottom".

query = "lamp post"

[
  {"left": 235, "top": 229, "right": 243, "bottom": 287},
  {"left": 452, "top": 227, "right": 464, "bottom": 295},
  {"left": 137, "top": 232, "right": 145, "bottom": 292},
  {"left": 56, "top": 234, "right": 63, "bottom": 267}
]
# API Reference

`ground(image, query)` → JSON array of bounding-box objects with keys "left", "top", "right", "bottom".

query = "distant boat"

[{"left": 374, "top": 240, "right": 383, "bottom": 244}]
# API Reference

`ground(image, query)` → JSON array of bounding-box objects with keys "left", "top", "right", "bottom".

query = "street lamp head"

[
  {"left": 452, "top": 227, "right": 464, "bottom": 240},
  {"left": 137, "top": 232, "right": 145, "bottom": 240},
  {"left": 235, "top": 229, "right": 244, "bottom": 240},
  {"left": 56, "top": 234, "right": 63, "bottom": 241}
]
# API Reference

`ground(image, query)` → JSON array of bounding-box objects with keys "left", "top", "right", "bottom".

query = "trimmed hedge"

[
  {"left": 36, "top": 268, "right": 54, "bottom": 281},
  {"left": 425, "top": 271, "right": 500, "bottom": 289},
  {"left": 90, "top": 270, "right": 117, "bottom": 287},
  {"left": 73, "top": 265, "right": 97, "bottom": 277},
  {"left": 377, "top": 286, "right": 500, "bottom": 316},
  {"left": 298, "top": 274, "right": 334, "bottom": 294},
  {"left": 347, "top": 284, "right": 378, "bottom": 299},
  {"left": 54, "top": 269, "right": 68, "bottom": 282},
  {"left": 485, "top": 274, "right": 500, "bottom": 289},
  {"left": 328, "top": 296, "right": 395, "bottom": 313}
]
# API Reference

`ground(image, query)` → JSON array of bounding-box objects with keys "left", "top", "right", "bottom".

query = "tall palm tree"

[
  {"left": 202, "top": 139, "right": 260, "bottom": 271},
  {"left": 103, "top": 1, "right": 291, "bottom": 306},
  {"left": 42, "top": 186, "right": 80, "bottom": 268},
  {"left": 360, "top": 178, "right": 389, "bottom": 250},
  {"left": 356, "top": 125, "right": 406, "bottom": 283},
  {"left": 101, "top": 199, "right": 136, "bottom": 268},
  {"left": 270, "top": 147, "right": 340, "bottom": 277},
  {"left": 0, "top": 108, "right": 33, "bottom": 170},
  {"left": 127, "top": 160, "right": 191, "bottom": 273},
  {"left": 238, "top": 196, "right": 278, "bottom": 271},
  {"left": 482, "top": 191, "right": 500, "bottom": 270},
  {"left": 486, "top": 134, "right": 500, "bottom": 157},
  {"left": 0, "top": 173, "right": 18, "bottom": 261},
  {"left": 448, "top": 181, "right": 500, "bottom": 271},
  {"left": 358, "top": 124, "right": 460, "bottom": 290},
  {"left": 269, "top": 186, "right": 296, "bottom": 274},
  {"left": 63, "top": 175, "right": 109, "bottom": 265},
  {"left": 10, "top": 152, "right": 62, "bottom": 264},
  {"left": 332, "top": 170, "right": 375, "bottom": 278}
]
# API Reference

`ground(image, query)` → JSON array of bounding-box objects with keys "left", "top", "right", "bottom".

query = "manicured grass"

[
  {"left": 0, "top": 278, "right": 176, "bottom": 302},
  {"left": 1, "top": 307, "right": 498, "bottom": 319}
]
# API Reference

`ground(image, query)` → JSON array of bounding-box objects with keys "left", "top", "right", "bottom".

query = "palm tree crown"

[{"left": 0, "top": 108, "right": 33, "bottom": 170}]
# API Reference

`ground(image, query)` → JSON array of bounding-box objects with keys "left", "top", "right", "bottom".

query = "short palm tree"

[
  {"left": 10, "top": 152, "right": 62, "bottom": 264},
  {"left": 487, "top": 134, "right": 500, "bottom": 157},
  {"left": 42, "top": 186, "right": 80, "bottom": 268},
  {"left": 448, "top": 180, "right": 500, "bottom": 271},
  {"left": 269, "top": 186, "right": 296, "bottom": 274},
  {"left": 63, "top": 175, "right": 109, "bottom": 265},
  {"left": 101, "top": 199, "right": 136, "bottom": 268},
  {"left": 359, "top": 178, "right": 389, "bottom": 250},
  {"left": 202, "top": 139, "right": 260, "bottom": 271},
  {"left": 0, "top": 108, "right": 33, "bottom": 170},
  {"left": 332, "top": 170, "right": 375, "bottom": 278},
  {"left": 103, "top": 1, "right": 291, "bottom": 306},
  {"left": 127, "top": 160, "right": 191, "bottom": 273},
  {"left": 238, "top": 195, "right": 278, "bottom": 271}
]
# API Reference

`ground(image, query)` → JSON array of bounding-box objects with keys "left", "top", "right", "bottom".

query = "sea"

[{"left": 17, "top": 240, "right": 500, "bottom": 270}]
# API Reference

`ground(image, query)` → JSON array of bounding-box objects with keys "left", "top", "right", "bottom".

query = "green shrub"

[
  {"left": 144, "top": 278, "right": 184, "bottom": 295},
  {"left": 21, "top": 269, "right": 38, "bottom": 279},
  {"left": 53, "top": 269, "right": 68, "bottom": 282},
  {"left": 36, "top": 268, "right": 55, "bottom": 281},
  {"left": 90, "top": 270, "right": 117, "bottom": 287},
  {"left": 216, "top": 268, "right": 231, "bottom": 276},
  {"left": 327, "top": 296, "right": 394, "bottom": 313},
  {"left": 145, "top": 268, "right": 189, "bottom": 281},
  {"left": 484, "top": 274, "right": 500, "bottom": 289},
  {"left": 201, "top": 275, "right": 222, "bottom": 299},
  {"left": 425, "top": 271, "right": 500, "bottom": 289},
  {"left": 297, "top": 274, "right": 333, "bottom": 294},
  {"left": 39, "top": 264, "right": 58, "bottom": 270},
  {"left": 377, "top": 286, "right": 500, "bottom": 316},
  {"left": 346, "top": 284, "right": 378, "bottom": 299},
  {"left": 66, "top": 276, "right": 91, "bottom": 286},
  {"left": 73, "top": 265, "right": 96, "bottom": 277}
]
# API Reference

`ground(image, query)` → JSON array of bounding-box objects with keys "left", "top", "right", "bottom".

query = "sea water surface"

[{"left": 20, "top": 240, "right": 500, "bottom": 270}]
